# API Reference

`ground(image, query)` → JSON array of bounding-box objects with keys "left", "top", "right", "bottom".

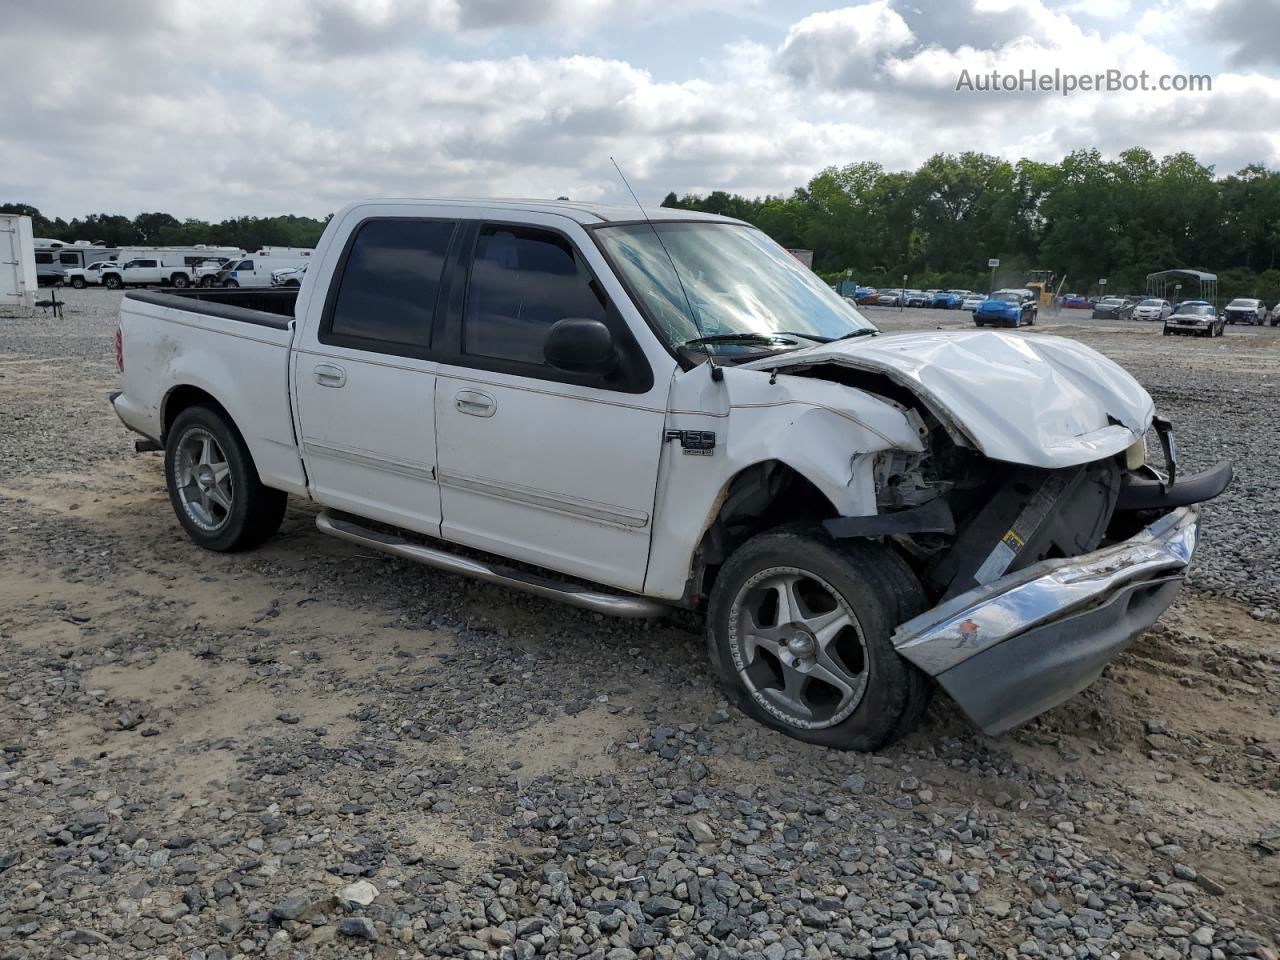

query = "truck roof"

[{"left": 347, "top": 197, "right": 746, "bottom": 226}]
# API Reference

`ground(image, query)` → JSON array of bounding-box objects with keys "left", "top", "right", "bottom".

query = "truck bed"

[
  {"left": 114, "top": 285, "right": 307, "bottom": 496},
  {"left": 124, "top": 288, "right": 297, "bottom": 329}
]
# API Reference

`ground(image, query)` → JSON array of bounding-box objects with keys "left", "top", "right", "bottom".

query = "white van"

[{"left": 218, "top": 248, "right": 314, "bottom": 288}]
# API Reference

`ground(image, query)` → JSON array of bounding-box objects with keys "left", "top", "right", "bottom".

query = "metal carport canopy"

[{"left": 1146, "top": 269, "right": 1217, "bottom": 283}]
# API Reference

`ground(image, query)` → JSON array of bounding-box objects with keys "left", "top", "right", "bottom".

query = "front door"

[
  {"left": 434, "top": 220, "right": 668, "bottom": 592},
  {"left": 292, "top": 217, "right": 459, "bottom": 535}
]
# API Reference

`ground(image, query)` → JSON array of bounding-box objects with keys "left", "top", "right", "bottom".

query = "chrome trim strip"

[
  {"left": 315, "top": 511, "right": 668, "bottom": 618},
  {"left": 893, "top": 506, "right": 1199, "bottom": 675},
  {"left": 301, "top": 438, "right": 435, "bottom": 482},
  {"left": 437, "top": 470, "right": 649, "bottom": 529}
]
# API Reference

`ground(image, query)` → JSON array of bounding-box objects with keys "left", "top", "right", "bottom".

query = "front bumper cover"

[{"left": 893, "top": 506, "right": 1199, "bottom": 736}]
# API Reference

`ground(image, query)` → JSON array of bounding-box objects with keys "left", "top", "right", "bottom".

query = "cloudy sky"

[{"left": 3, "top": 0, "right": 1278, "bottom": 221}]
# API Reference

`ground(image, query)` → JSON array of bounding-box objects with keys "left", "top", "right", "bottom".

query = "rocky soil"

[{"left": 1, "top": 290, "right": 1277, "bottom": 960}]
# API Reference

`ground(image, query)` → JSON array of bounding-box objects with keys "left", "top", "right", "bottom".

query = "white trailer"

[{"left": 1, "top": 215, "right": 38, "bottom": 317}]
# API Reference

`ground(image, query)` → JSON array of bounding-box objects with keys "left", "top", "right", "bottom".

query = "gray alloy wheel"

[
  {"left": 727, "top": 566, "right": 870, "bottom": 730},
  {"left": 173, "top": 426, "right": 234, "bottom": 533}
]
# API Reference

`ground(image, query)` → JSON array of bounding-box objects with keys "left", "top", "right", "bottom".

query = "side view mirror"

[{"left": 544, "top": 318, "right": 618, "bottom": 376}]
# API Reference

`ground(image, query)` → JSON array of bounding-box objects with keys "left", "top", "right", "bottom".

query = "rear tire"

[
  {"left": 164, "top": 405, "right": 287, "bottom": 552},
  {"left": 222, "top": 279, "right": 239, "bottom": 288},
  {"left": 71, "top": 277, "right": 86, "bottom": 289},
  {"left": 706, "top": 529, "right": 931, "bottom": 751},
  {"left": 172, "top": 273, "right": 190, "bottom": 288}
]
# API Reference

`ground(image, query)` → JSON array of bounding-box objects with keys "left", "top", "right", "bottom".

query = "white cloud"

[
  {"left": 777, "top": 3, "right": 915, "bottom": 88},
  {"left": 0, "top": 0, "right": 1276, "bottom": 221}
]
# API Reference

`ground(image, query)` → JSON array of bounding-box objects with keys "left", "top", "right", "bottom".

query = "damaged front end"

[{"left": 748, "top": 332, "right": 1232, "bottom": 735}]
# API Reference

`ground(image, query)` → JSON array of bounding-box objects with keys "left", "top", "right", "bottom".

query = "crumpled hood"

[{"left": 744, "top": 330, "right": 1155, "bottom": 469}]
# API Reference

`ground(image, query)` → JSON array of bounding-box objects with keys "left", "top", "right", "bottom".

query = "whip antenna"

[{"left": 609, "top": 157, "right": 721, "bottom": 381}]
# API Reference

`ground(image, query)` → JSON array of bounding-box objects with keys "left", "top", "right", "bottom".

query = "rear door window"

[{"left": 323, "top": 218, "right": 457, "bottom": 352}]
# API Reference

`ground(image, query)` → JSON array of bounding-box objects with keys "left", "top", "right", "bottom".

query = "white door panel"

[
  {"left": 435, "top": 369, "right": 664, "bottom": 592},
  {"left": 293, "top": 349, "right": 441, "bottom": 535}
]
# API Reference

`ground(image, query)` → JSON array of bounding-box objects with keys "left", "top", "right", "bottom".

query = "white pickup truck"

[{"left": 110, "top": 198, "right": 1232, "bottom": 750}]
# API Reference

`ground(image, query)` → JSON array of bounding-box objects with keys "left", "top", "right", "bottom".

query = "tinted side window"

[
  {"left": 139, "top": 259, "right": 158, "bottom": 268},
  {"left": 60, "top": 252, "right": 80, "bottom": 264},
  {"left": 327, "top": 219, "right": 456, "bottom": 349},
  {"left": 36, "top": 252, "right": 53, "bottom": 264},
  {"left": 464, "top": 225, "right": 606, "bottom": 365},
  {"left": 238, "top": 260, "right": 254, "bottom": 271}
]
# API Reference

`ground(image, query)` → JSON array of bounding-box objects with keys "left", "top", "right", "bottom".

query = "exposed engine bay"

[{"left": 789, "top": 365, "right": 1146, "bottom": 605}]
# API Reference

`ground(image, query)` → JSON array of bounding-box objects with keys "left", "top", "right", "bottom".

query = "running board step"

[{"left": 315, "top": 511, "right": 670, "bottom": 619}]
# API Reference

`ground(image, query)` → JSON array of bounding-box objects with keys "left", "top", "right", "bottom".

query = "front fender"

[{"left": 642, "top": 363, "right": 924, "bottom": 600}]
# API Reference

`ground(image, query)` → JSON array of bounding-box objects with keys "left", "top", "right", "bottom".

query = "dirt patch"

[{"left": 466, "top": 705, "right": 638, "bottom": 779}]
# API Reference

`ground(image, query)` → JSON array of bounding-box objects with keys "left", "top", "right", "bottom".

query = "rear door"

[
  {"left": 291, "top": 217, "right": 460, "bottom": 535},
  {"left": 432, "top": 218, "right": 668, "bottom": 592}
]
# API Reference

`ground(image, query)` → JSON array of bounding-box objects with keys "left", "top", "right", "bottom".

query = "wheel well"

[
  {"left": 162, "top": 385, "right": 227, "bottom": 438},
  {"left": 690, "top": 461, "right": 838, "bottom": 602}
]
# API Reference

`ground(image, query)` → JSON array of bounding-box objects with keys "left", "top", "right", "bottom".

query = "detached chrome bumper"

[{"left": 893, "top": 506, "right": 1199, "bottom": 736}]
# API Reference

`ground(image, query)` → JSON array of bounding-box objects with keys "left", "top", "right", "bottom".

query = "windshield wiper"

[
  {"left": 681, "top": 330, "right": 838, "bottom": 349},
  {"left": 681, "top": 332, "right": 800, "bottom": 348},
  {"left": 830, "top": 328, "right": 879, "bottom": 342}
]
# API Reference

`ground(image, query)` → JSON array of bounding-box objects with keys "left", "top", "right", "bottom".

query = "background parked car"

[
  {"left": 62, "top": 260, "right": 119, "bottom": 288},
  {"left": 875, "top": 289, "right": 906, "bottom": 306},
  {"left": 1132, "top": 298, "right": 1172, "bottom": 321},
  {"left": 854, "top": 287, "right": 879, "bottom": 304},
  {"left": 975, "top": 289, "right": 1037, "bottom": 327},
  {"left": 1092, "top": 296, "right": 1136, "bottom": 320},
  {"left": 1060, "top": 293, "right": 1091, "bottom": 309},
  {"left": 1163, "top": 301, "right": 1224, "bottom": 338},
  {"left": 930, "top": 290, "right": 968, "bottom": 309},
  {"left": 904, "top": 289, "right": 931, "bottom": 307},
  {"left": 1271, "top": 302, "right": 1280, "bottom": 326},
  {"left": 270, "top": 263, "right": 309, "bottom": 287},
  {"left": 1223, "top": 298, "right": 1266, "bottom": 324},
  {"left": 961, "top": 293, "right": 988, "bottom": 311}
]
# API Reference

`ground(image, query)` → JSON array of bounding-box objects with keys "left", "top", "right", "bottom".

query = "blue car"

[
  {"left": 975, "top": 289, "right": 1038, "bottom": 328},
  {"left": 930, "top": 291, "right": 966, "bottom": 309}
]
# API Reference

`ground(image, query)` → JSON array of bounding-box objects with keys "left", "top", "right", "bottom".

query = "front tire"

[
  {"left": 104, "top": 275, "right": 122, "bottom": 290},
  {"left": 71, "top": 277, "right": 86, "bottom": 289},
  {"left": 164, "top": 405, "right": 287, "bottom": 552},
  {"left": 172, "top": 273, "right": 190, "bottom": 288},
  {"left": 706, "top": 530, "right": 931, "bottom": 751}
]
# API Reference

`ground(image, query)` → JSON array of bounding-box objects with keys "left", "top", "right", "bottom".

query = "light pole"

[
  {"left": 901, "top": 273, "right": 907, "bottom": 312},
  {"left": 987, "top": 258, "right": 999, "bottom": 295}
]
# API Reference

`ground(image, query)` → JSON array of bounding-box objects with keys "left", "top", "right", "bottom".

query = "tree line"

[
  {"left": 8, "top": 145, "right": 1280, "bottom": 303},
  {"left": 662, "top": 147, "right": 1280, "bottom": 303},
  {"left": 0, "top": 204, "right": 331, "bottom": 254}
]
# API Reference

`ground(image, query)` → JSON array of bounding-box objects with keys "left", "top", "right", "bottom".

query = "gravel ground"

[{"left": 1, "top": 289, "right": 1277, "bottom": 960}]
